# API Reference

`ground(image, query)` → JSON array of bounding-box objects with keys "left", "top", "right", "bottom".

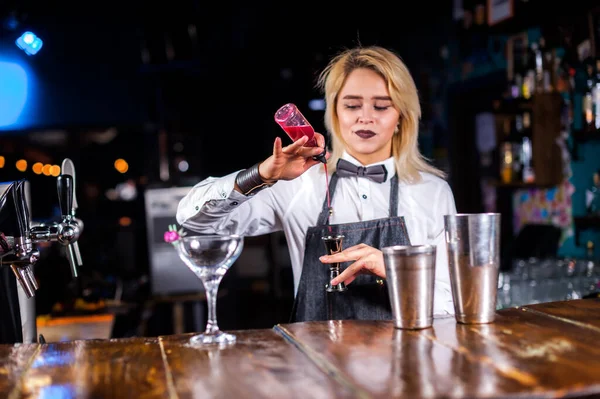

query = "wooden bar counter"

[{"left": 2, "top": 298, "right": 600, "bottom": 398}]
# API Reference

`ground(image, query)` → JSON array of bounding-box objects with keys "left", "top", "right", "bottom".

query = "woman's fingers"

[
  {"left": 282, "top": 135, "right": 309, "bottom": 154},
  {"left": 314, "top": 132, "right": 326, "bottom": 148},
  {"left": 321, "top": 244, "right": 385, "bottom": 286},
  {"left": 310, "top": 146, "right": 327, "bottom": 158},
  {"left": 272, "top": 136, "right": 283, "bottom": 157},
  {"left": 341, "top": 275, "right": 357, "bottom": 285},
  {"left": 320, "top": 244, "right": 371, "bottom": 263},
  {"left": 331, "top": 260, "right": 365, "bottom": 286},
  {"left": 341, "top": 243, "right": 369, "bottom": 253}
]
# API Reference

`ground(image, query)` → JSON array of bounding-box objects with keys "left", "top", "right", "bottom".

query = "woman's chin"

[{"left": 348, "top": 145, "right": 384, "bottom": 158}]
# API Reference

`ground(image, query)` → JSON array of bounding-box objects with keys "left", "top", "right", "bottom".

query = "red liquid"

[
  {"left": 324, "top": 163, "right": 332, "bottom": 233},
  {"left": 282, "top": 125, "right": 318, "bottom": 147}
]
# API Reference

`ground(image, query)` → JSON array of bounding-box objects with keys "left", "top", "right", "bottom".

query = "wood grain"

[
  {"left": 431, "top": 309, "right": 600, "bottom": 398},
  {"left": 522, "top": 298, "right": 600, "bottom": 331},
  {"left": 0, "top": 343, "right": 39, "bottom": 398},
  {"left": 160, "top": 329, "right": 357, "bottom": 399},
  {"left": 2, "top": 299, "right": 600, "bottom": 398},
  {"left": 17, "top": 338, "right": 169, "bottom": 399},
  {"left": 275, "top": 319, "right": 529, "bottom": 399},
  {"left": 276, "top": 301, "right": 600, "bottom": 399}
]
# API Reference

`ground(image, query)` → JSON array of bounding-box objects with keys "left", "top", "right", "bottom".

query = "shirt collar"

[{"left": 340, "top": 151, "right": 396, "bottom": 183}]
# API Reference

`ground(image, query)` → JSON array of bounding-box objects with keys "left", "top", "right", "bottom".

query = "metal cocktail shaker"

[
  {"left": 382, "top": 245, "right": 436, "bottom": 329},
  {"left": 444, "top": 213, "right": 501, "bottom": 324}
]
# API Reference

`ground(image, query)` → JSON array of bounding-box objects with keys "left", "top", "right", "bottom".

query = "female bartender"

[{"left": 176, "top": 45, "right": 457, "bottom": 322}]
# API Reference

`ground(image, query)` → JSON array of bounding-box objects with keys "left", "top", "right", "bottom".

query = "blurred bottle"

[{"left": 586, "top": 170, "right": 600, "bottom": 215}]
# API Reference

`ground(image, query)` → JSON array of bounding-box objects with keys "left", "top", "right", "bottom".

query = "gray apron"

[{"left": 290, "top": 172, "right": 411, "bottom": 322}]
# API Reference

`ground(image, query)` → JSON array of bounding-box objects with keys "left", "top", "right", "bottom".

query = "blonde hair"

[{"left": 316, "top": 45, "right": 445, "bottom": 183}]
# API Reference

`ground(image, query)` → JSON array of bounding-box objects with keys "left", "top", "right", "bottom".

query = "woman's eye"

[
  {"left": 374, "top": 106, "right": 389, "bottom": 111},
  {"left": 344, "top": 105, "right": 360, "bottom": 109}
]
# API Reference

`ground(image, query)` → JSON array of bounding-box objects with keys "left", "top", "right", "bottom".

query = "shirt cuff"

[
  {"left": 201, "top": 171, "right": 260, "bottom": 212},
  {"left": 207, "top": 171, "right": 252, "bottom": 207}
]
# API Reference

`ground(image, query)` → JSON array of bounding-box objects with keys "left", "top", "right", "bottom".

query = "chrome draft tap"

[
  {"left": 0, "top": 180, "right": 40, "bottom": 298},
  {"left": 0, "top": 158, "right": 83, "bottom": 344},
  {"left": 30, "top": 160, "right": 84, "bottom": 278}
]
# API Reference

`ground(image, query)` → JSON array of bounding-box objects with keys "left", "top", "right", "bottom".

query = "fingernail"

[
  {"left": 319, "top": 256, "right": 327, "bottom": 261},
  {"left": 330, "top": 279, "right": 337, "bottom": 285}
]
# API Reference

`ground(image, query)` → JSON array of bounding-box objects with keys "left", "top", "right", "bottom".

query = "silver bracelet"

[{"left": 235, "top": 163, "right": 274, "bottom": 196}]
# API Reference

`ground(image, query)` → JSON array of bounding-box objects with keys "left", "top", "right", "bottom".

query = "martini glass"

[{"left": 174, "top": 234, "right": 243, "bottom": 345}]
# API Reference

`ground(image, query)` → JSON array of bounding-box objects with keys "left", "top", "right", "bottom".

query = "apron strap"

[
  {"left": 389, "top": 174, "right": 398, "bottom": 217},
  {"left": 316, "top": 170, "right": 400, "bottom": 225}
]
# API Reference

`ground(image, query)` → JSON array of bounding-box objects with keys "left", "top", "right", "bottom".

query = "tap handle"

[
  {"left": 57, "top": 174, "right": 73, "bottom": 219},
  {"left": 0, "top": 182, "right": 18, "bottom": 238},
  {"left": 61, "top": 158, "right": 78, "bottom": 212},
  {"left": 13, "top": 180, "right": 30, "bottom": 238}
]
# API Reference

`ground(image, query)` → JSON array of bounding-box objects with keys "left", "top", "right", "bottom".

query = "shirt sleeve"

[
  {"left": 430, "top": 180, "right": 458, "bottom": 317},
  {"left": 175, "top": 170, "right": 283, "bottom": 236}
]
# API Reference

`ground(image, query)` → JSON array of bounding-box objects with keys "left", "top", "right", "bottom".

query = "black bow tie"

[{"left": 336, "top": 158, "right": 388, "bottom": 183}]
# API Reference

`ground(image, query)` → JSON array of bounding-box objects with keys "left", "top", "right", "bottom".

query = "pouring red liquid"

[
  {"left": 323, "top": 163, "right": 332, "bottom": 233},
  {"left": 274, "top": 103, "right": 332, "bottom": 229}
]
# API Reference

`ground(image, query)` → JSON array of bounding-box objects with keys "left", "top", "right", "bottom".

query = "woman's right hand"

[{"left": 258, "top": 133, "right": 329, "bottom": 182}]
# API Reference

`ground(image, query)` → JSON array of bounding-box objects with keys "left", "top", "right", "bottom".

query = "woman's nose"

[{"left": 357, "top": 109, "right": 374, "bottom": 124}]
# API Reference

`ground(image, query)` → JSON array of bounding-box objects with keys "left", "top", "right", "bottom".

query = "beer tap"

[
  {"left": 0, "top": 180, "right": 40, "bottom": 298},
  {"left": 30, "top": 158, "right": 84, "bottom": 278},
  {"left": 0, "top": 158, "right": 84, "bottom": 344},
  {"left": 60, "top": 158, "right": 84, "bottom": 271},
  {"left": 0, "top": 158, "right": 84, "bottom": 297}
]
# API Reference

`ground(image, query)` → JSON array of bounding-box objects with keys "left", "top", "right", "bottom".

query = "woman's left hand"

[{"left": 319, "top": 243, "right": 385, "bottom": 286}]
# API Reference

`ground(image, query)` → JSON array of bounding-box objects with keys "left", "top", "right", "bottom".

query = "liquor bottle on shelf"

[
  {"left": 540, "top": 37, "right": 555, "bottom": 93},
  {"left": 556, "top": 57, "right": 576, "bottom": 130},
  {"left": 583, "top": 60, "right": 595, "bottom": 130},
  {"left": 511, "top": 35, "right": 527, "bottom": 99},
  {"left": 521, "top": 111, "right": 535, "bottom": 183},
  {"left": 499, "top": 117, "right": 525, "bottom": 183},
  {"left": 533, "top": 39, "right": 544, "bottom": 94},
  {"left": 500, "top": 119, "right": 514, "bottom": 183},
  {"left": 522, "top": 41, "right": 537, "bottom": 99},
  {"left": 586, "top": 170, "right": 600, "bottom": 215}
]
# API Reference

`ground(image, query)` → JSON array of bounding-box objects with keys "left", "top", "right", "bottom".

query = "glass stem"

[{"left": 202, "top": 277, "right": 222, "bottom": 335}]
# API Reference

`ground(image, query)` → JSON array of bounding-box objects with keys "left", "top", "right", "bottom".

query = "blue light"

[
  {"left": 16, "top": 31, "right": 43, "bottom": 55},
  {"left": 308, "top": 98, "right": 326, "bottom": 111},
  {"left": 23, "top": 32, "right": 35, "bottom": 44},
  {"left": 38, "top": 384, "right": 77, "bottom": 399},
  {"left": 0, "top": 61, "right": 28, "bottom": 127}
]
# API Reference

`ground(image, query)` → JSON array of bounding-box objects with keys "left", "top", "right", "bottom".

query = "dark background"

[
  {"left": 0, "top": 0, "right": 454, "bottom": 335},
  {"left": 2, "top": 0, "right": 600, "bottom": 337}
]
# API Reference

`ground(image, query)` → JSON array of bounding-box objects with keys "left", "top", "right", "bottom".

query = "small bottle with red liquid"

[
  {"left": 274, "top": 103, "right": 327, "bottom": 163},
  {"left": 274, "top": 103, "right": 333, "bottom": 226}
]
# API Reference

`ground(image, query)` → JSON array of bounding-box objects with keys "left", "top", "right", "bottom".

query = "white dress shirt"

[{"left": 177, "top": 151, "right": 458, "bottom": 316}]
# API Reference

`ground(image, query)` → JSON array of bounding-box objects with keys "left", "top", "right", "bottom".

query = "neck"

[{"left": 346, "top": 149, "right": 392, "bottom": 166}]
